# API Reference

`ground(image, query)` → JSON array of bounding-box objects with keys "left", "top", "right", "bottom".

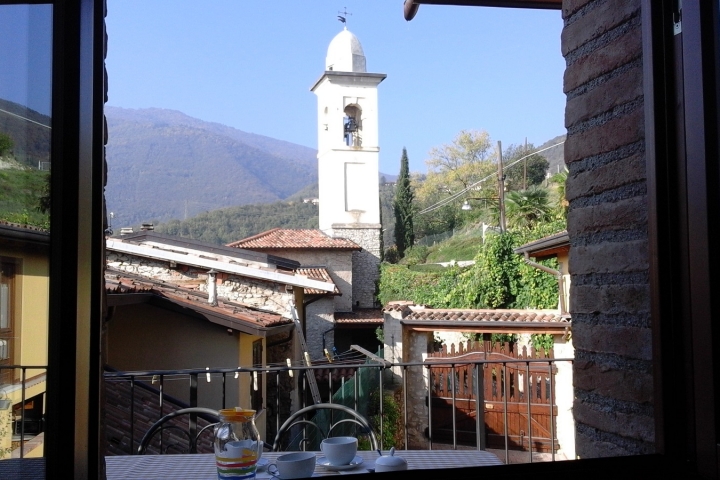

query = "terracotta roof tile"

[
  {"left": 382, "top": 300, "right": 417, "bottom": 312},
  {"left": 296, "top": 267, "right": 340, "bottom": 295},
  {"left": 335, "top": 309, "right": 383, "bottom": 324},
  {"left": 226, "top": 228, "right": 361, "bottom": 250},
  {"left": 105, "top": 268, "right": 291, "bottom": 329},
  {"left": 403, "top": 308, "right": 569, "bottom": 324},
  {"left": 0, "top": 220, "right": 49, "bottom": 232}
]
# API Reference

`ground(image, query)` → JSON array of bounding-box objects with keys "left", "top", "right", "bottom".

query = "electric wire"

[{"left": 416, "top": 141, "right": 565, "bottom": 216}]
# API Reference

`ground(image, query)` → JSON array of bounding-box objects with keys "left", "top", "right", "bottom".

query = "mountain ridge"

[{"left": 105, "top": 106, "right": 318, "bottom": 226}]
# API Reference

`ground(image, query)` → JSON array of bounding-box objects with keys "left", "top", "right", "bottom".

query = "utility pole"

[
  {"left": 523, "top": 137, "right": 528, "bottom": 190},
  {"left": 497, "top": 140, "right": 506, "bottom": 233}
]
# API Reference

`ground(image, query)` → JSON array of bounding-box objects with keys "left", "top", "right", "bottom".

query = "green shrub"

[
  {"left": 0, "top": 133, "right": 13, "bottom": 156},
  {"left": 399, "top": 245, "right": 428, "bottom": 265},
  {"left": 383, "top": 245, "right": 400, "bottom": 264},
  {"left": 365, "top": 389, "right": 404, "bottom": 450}
]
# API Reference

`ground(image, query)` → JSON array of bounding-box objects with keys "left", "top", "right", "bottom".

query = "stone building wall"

[
  {"left": 562, "top": 0, "right": 654, "bottom": 457},
  {"left": 259, "top": 249, "right": 354, "bottom": 312},
  {"left": 304, "top": 298, "right": 335, "bottom": 360},
  {"left": 265, "top": 331, "right": 295, "bottom": 446},
  {"left": 382, "top": 310, "right": 404, "bottom": 381},
  {"left": 331, "top": 226, "right": 381, "bottom": 309},
  {"left": 403, "top": 329, "right": 432, "bottom": 449},
  {"left": 106, "top": 252, "right": 293, "bottom": 315}
]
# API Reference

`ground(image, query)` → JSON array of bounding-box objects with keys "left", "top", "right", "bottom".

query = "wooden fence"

[{"left": 427, "top": 340, "right": 559, "bottom": 452}]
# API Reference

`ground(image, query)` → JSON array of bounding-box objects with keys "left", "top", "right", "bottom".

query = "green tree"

[
  {"left": 38, "top": 172, "right": 51, "bottom": 214},
  {"left": 502, "top": 143, "right": 549, "bottom": 191},
  {"left": 549, "top": 168, "right": 568, "bottom": 219},
  {"left": 393, "top": 148, "right": 415, "bottom": 257},
  {"left": 422, "top": 129, "right": 495, "bottom": 190},
  {"left": 414, "top": 130, "right": 496, "bottom": 238},
  {"left": 0, "top": 132, "right": 13, "bottom": 156},
  {"left": 504, "top": 187, "right": 553, "bottom": 230}
]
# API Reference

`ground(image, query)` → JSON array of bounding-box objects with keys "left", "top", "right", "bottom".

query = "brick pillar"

[{"left": 562, "top": 0, "right": 654, "bottom": 457}]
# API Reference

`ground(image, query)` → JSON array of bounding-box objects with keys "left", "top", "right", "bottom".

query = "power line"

[
  {"left": 0, "top": 107, "right": 51, "bottom": 129},
  {"left": 416, "top": 140, "right": 565, "bottom": 216}
]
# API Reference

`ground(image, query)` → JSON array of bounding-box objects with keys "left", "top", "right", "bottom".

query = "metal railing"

[
  {"left": 0, "top": 365, "right": 48, "bottom": 460},
  {"left": 104, "top": 356, "right": 573, "bottom": 463}
]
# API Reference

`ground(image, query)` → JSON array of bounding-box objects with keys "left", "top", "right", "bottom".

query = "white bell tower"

[{"left": 311, "top": 26, "right": 385, "bottom": 308}]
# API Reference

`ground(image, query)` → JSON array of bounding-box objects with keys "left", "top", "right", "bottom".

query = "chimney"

[{"left": 207, "top": 269, "right": 218, "bottom": 306}]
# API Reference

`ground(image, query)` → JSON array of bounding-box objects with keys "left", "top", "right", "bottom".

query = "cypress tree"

[{"left": 393, "top": 147, "right": 415, "bottom": 257}]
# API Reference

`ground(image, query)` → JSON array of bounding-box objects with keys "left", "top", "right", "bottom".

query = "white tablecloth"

[{"left": 106, "top": 450, "right": 503, "bottom": 479}]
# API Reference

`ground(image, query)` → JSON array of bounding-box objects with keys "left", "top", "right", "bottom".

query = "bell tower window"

[{"left": 343, "top": 104, "right": 362, "bottom": 146}]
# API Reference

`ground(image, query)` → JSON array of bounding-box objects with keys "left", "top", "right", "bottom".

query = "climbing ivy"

[{"left": 379, "top": 221, "right": 564, "bottom": 311}]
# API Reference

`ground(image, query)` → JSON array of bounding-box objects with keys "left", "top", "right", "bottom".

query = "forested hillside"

[
  {"left": 151, "top": 183, "right": 398, "bottom": 247},
  {"left": 0, "top": 162, "right": 49, "bottom": 228},
  {"left": 105, "top": 107, "right": 318, "bottom": 226},
  {"left": 154, "top": 201, "right": 320, "bottom": 245},
  {"left": 0, "top": 99, "right": 50, "bottom": 228},
  {"left": 0, "top": 99, "right": 51, "bottom": 168}
]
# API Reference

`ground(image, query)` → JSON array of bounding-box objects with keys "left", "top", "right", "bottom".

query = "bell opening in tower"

[{"left": 343, "top": 105, "right": 362, "bottom": 147}]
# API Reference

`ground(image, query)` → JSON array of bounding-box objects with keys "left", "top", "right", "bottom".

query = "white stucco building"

[
  {"left": 310, "top": 26, "right": 385, "bottom": 309},
  {"left": 227, "top": 26, "right": 387, "bottom": 363}
]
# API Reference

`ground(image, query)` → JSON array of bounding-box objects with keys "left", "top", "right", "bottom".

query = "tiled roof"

[
  {"left": 0, "top": 220, "right": 49, "bottom": 233},
  {"left": 106, "top": 236, "right": 335, "bottom": 293},
  {"left": 382, "top": 301, "right": 418, "bottom": 313},
  {"left": 514, "top": 230, "right": 569, "bottom": 258},
  {"left": 115, "top": 231, "right": 301, "bottom": 270},
  {"left": 0, "top": 220, "right": 50, "bottom": 246},
  {"left": 296, "top": 267, "right": 340, "bottom": 295},
  {"left": 226, "top": 228, "right": 361, "bottom": 250},
  {"left": 105, "top": 268, "right": 292, "bottom": 330},
  {"left": 335, "top": 309, "right": 383, "bottom": 324},
  {"left": 403, "top": 308, "right": 569, "bottom": 325}
]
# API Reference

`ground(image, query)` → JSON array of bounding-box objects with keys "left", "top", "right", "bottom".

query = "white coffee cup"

[
  {"left": 267, "top": 451, "right": 316, "bottom": 479},
  {"left": 320, "top": 436, "right": 357, "bottom": 466}
]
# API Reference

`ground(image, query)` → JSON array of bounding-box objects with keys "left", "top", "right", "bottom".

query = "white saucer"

[
  {"left": 317, "top": 456, "right": 364, "bottom": 471},
  {"left": 256, "top": 458, "right": 269, "bottom": 470}
]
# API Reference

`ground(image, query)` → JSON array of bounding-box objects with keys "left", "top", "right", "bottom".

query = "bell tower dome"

[
  {"left": 311, "top": 26, "right": 385, "bottom": 308},
  {"left": 325, "top": 27, "right": 367, "bottom": 73}
]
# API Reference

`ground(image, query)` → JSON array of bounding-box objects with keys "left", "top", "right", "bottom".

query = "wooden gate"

[{"left": 427, "top": 340, "right": 559, "bottom": 452}]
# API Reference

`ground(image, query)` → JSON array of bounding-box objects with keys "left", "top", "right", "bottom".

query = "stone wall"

[
  {"left": 403, "top": 329, "right": 432, "bottom": 449},
  {"left": 265, "top": 332, "right": 295, "bottom": 445},
  {"left": 331, "top": 226, "right": 381, "bottom": 309},
  {"left": 259, "top": 250, "right": 354, "bottom": 312},
  {"left": 107, "top": 252, "right": 293, "bottom": 315},
  {"left": 304, "top": 298, "right": 335, "bottom": 359},
  {"left": 562, "top": 0, "right": 654, "bottom": 457},
  {"left": 382, "top": 310, "right": 404, "bottom": 381}
]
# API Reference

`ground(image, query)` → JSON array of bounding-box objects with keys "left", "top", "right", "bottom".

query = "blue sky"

[
  {"left": 106, "top": 1, "right": 565, "bottom": 175},
  {"left": 0, "top": 5, "right": 53, "bottom": 116}
]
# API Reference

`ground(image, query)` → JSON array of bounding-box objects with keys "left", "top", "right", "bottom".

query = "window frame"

[
  {"left": 26, "top": 0, "right": 720, "bottom": 477},
  {"left": 0, "top": 259, "right": 15, "bottom": 368}
]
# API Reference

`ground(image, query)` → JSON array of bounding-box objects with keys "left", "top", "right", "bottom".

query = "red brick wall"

[{"left": 562, "top": 0, "right": 655, "bottom": 457}]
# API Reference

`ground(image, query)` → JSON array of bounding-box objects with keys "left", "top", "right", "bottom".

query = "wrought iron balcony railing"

[
  {"left": 0, "top": 365, "right": 48, "bottom": 460},
  {"left": 103, "top": 356, "right": 573, "bottom": 464}
]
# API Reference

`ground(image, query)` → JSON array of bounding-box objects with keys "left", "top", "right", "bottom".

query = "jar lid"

[
  {"left": 376, "top": 455, "right": 407, "bottom": 467},
  {"left": 219, "top": 407, "right": 256, "bottom": 421}
]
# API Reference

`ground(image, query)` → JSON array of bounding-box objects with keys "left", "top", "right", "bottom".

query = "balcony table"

[{"left": 105, "top": 449, "right": 503, "bottom": 479}]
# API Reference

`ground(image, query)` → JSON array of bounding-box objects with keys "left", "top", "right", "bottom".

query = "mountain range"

[
  {"left": 105, "top": 107, "right": 320, "bottom": 226},
  {"left": 0, "top": 98, "right": 51, "bottom": 168}
]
